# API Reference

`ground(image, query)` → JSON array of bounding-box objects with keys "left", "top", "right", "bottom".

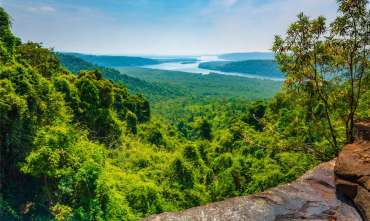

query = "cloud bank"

[{"left": 1, "top": 0, "right": 338, "bottom": 55}]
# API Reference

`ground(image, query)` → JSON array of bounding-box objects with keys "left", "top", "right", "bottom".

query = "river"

[{"left": 142, "top": 55, "right": 284, "bottom": 81}]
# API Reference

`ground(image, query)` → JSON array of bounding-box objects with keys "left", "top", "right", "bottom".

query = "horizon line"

[{"left": 57, "top": 50, "right": 274, "bottom": 57}]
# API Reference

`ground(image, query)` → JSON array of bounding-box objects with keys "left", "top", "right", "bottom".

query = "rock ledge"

[{"left": 334, "top": 122, "right": 370, "bottom": 221}]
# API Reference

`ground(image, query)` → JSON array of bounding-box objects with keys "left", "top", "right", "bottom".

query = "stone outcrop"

[
  {"left": 354, "top": 121, "right": 370, "bottom": 142},
  {"left": 144, "top": 160, "right": 362, "bottom": 221},
  {"left": 334, "top": 122, "right": 370, "bottom": 221}
]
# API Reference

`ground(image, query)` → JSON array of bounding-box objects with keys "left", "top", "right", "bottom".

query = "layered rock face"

[
  {"left": 144, "top": 122, "right": 370, "bottom": 221},
  {"left": 335, "top": 121, "right": 370, "bottom": 221}
]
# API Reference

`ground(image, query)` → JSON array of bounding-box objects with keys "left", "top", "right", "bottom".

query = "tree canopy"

[{"left": 0, "top": 1, "right": 369, "bottom": 220}]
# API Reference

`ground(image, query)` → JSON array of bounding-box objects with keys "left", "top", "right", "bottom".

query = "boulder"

[
  {"left": 335, "top": 141, "right": 370, "bottom": 221},
  {"left": 143, "top": 160, "right": 362, "bottom": 221},
  {"left": 335, "top": 143, "right": 370, "bottom": 178},
  {"left": 354, "top": 186, "right": 370, "bottom": 221},
  {"left": 354, "top": 121, "right": 370, "bottom": 142}
]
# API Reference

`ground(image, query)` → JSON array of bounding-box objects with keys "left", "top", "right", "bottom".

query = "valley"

[
  {"left": 0, "top": 1, "right": 369, "bottom": 221},
  {"left": 57, "top": 53, "right": 282, "bottom": 103},
  {"left": 198, "top": 60, "right": 283, "bottom": 79},
  {"left": 61, "top": 52, "right": 284, "bottom": 81},
  {"left": 141, "top": 55, "right": 284, "bottom": 81},
  {"left": 117, "top": 67, "right": 281, "bottom": 100}
]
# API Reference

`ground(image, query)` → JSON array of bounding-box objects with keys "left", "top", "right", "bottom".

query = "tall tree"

[
  {"left": 330, "top": 0, "right": 370, "bottom": 143},
  {"left": 273, "top": 0, "right": 369, "bottom": 147},
  {"left": 0, "top": 7, "right": 20, "bottom": 64}
]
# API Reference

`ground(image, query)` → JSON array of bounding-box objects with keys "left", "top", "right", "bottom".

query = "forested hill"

[
  {"left": 118, "top": 67, "right": 282, "bottom": 100},
  {"left": 57, "top": 53, "right": 282, "bottom": 102},
  {"left": 218, "top": 52, "right": 275, "bottom": 61},
  {"left": 199, "top": 60, "right": 283, "bottom": 79},
  {"left": 57, "top": 53, "right": 185, "bottom": 101},
  {"left": 1, "top": 0, "right": 369, "bottom": 220},
  {"left": 63, "top": 52, "right": 160, "bottom": 67}
]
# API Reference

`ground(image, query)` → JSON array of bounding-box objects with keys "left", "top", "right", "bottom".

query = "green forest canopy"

[
  {"left": 0, "top": 1, "right": 369, "bottom": 220},
  {"left": 117, "top": 67, "right": 281, "bottom": 100},
  {"left": 64, "top": 53, "right": 160, "bottom": 67},
  {"left": 56, "top": 53, "right": 187, "bottom": 102},
  {"left": 57, "top": 53, "right": 282, "bottom": 103}
]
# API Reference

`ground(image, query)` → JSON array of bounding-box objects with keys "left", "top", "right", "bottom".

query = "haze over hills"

[
  {"left": 56, "top": 53, "right": 186, "bottom": 101},
  {"left": 63, "top": 52, "right": 200, "bottom": 67},
  {"left": 58, "top": 51, "right": 283, "bottom": 81},
  {"left": 218, "top": 52, "right": 275, "bottom": 61},
  {"left": 1, "top": 0, "right": 369, "bottom": 220},
  {"left": 57, "top": 53, "right": 281, "bottom": 102},
  {"left": 118, "top": 67, "right": 281, "bottom": 100},
  {"left": 199, "top": 60, "right": 283, "bottom": 79},
  {"left": 64, "top": 52, "right": 160, "bottom": 67}
]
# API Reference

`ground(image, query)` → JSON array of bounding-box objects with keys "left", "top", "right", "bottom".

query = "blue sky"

[{"left": 0, "top": 0, "right": 338, "bottom": 55}]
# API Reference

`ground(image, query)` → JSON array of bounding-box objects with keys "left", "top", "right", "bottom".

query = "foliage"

[
  {"left": 65, "top": 53, "right": 160, "bottom": 67},
  {"left": 118, "top": 67, "right": 282, "bottom": 100},
  {"left": 57, "top": 53, "right": 186, "bottom": 102},
  {"left": 58, "top": 53, "right": 282, "bottom": 102},
  {"left": 0, "top": 7, "right": 20, "bottom": 64},
  {"left": 0, "top": 24, "right": 150, "bottom": 219},
  {"left": 0, "top": 1, "right": 369, "bottom": 221},
  {"left": 273, "top": 0, "right": 369, "bottom": 146}
]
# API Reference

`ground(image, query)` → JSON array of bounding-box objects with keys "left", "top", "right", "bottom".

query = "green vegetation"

[
  {"left": 199, "top": 60, "right": 283, "bottom": 78},
  {"left": 273, "top": 0, "right": 369, "bottom": 145},
  {"left": 57, "top": 53, "right": 186, "bottom": 102},
  {"left": 118, "top": 67, "right": 282, "bottom": 99},
  {"left": 65, "top": 52, "right": 160, "bottom": 67},
  {"left": 58, "top": 53, "right": 282, "bottom": 101},
  {"left": 0, "top": 1, "right": 369, "bottom": 220}
]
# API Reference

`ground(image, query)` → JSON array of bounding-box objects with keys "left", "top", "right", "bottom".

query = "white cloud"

[
  {"left": 26, "top": 5, "right": 56, "bottom": 13},
  {"left": 2, "top": 0, "right": 340, "bottom": 55}
]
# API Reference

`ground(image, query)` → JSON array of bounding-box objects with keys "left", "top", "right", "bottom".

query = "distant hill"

[
  {"left": 56, "top": 53, "right": 185, "bottom": 101},
  {"left": 117, "top": 67, "right": 282, "bottom": 99},
  {"left": 199, "top": 60, "right": 283, "bottom": 79},
  {"left": 57, "top": 53, "right": 282, "bottom": 101},
  {"left": 155, "top": 58, "right": 199, "bottom": 63},
  {"left": 63, "top": 52, "right": 160, "bottom": 67},
  {"left": 57, "top": 53, "right": 98, "bottom": 73},
  {"left": 60, "top": 52, "right": 201, "bottom": 68},
  {"left": 219, "top": 52, "right": 275, "bottom": 61}
]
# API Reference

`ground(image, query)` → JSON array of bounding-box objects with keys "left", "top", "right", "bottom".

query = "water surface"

[{"left": 142, "top": 55, "right": 284, "bottom": 81}]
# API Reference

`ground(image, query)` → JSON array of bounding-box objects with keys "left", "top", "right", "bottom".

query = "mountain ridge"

[
  {"left": 199, "top": 60, "right": 283, "bottom": 79},
  {"left": 218, "top": 52, "right": 275, "bottom": 61},
  {"left": 63, "top": 52, "right": 160, "bottom": 67}
]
